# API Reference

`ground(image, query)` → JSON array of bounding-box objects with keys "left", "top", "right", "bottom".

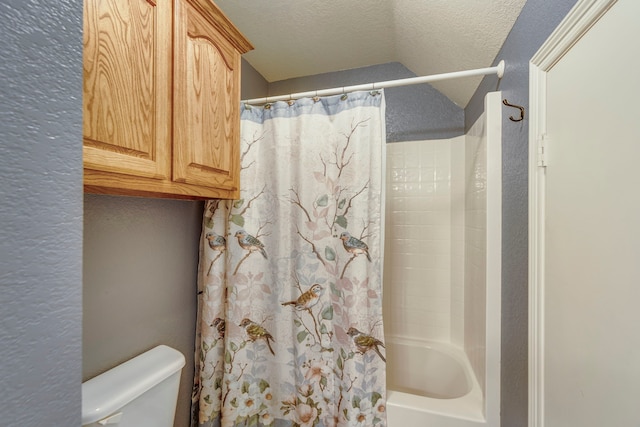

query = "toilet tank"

[{"left": 82, "top": 345, "right": 186, "bottom": 427}]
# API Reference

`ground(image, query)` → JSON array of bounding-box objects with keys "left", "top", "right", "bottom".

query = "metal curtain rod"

[{"left": 242, "top": 60, "right": 505, "bottom": 105}]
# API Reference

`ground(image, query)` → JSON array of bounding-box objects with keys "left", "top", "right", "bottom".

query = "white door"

[{"left": 529, "top": 1, "right": 640, "bottom": 426}]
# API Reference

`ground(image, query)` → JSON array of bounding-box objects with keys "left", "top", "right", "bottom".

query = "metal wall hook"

[{"left": 503, "top": 99, "right": 525, "bottom": 122}]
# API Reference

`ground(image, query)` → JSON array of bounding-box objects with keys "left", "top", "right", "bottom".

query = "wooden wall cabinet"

[{"left": 83, "top": 0, "right": 252, "bottom": 200}]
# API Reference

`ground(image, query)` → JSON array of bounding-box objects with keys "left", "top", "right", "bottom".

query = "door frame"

[{"left": 528, "top": 0, "right": 618, "bottom": 426}]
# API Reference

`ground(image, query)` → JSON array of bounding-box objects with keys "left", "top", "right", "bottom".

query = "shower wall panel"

[
  {"left": 384, "top": 138, "right": 463, "bottom": 342},
  {"left": 450, "top": 139, "right": 466, "bottom": 347},
  {"left": 464, "top": 113, "right": 488, "bottom": 393}
]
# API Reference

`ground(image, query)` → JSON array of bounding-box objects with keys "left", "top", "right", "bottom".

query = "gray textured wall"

[
  {"left": 0, "top": 0, "right": 83, "bottom": 425},
  {"left": 242, "top": 58, "right": 269, "bottom": 101},
  {"left": 83, "top": 195, "right": 203, "bottom": 426},
  {"left": 268, "top": 62, "right": 464, "bottom": 142},
  {"left": 464, "top": 1, "right": 579, "bottom": 425}
]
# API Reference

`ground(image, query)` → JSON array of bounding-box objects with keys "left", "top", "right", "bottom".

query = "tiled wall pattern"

[
  {"left": 450, "top": 139, "right": 466, "bottom": 347},
  {"left": 384, "top": 138, "right": 463, "bottom": 342},
  {"left": 464, "top": 113, "right": 488, "bottom": 393}
]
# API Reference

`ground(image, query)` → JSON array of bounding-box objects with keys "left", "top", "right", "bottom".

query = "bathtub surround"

[
  {"left": 466, "top": 93, "right": 503, "bottom": 419},
  {"left": 464, "top": 109, "right": 489, "bottom": 394},
  {"left": 384, "top": 93, "right": 502, "bottom": 426},
  {"left": 383, "top": 113, "right": 494, "bottom": 352},
  {"left": 385, "top": 138, "right": 459, "bottom": 342}
]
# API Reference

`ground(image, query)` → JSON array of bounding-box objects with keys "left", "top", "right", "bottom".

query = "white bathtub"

[{"left": 386, "top": 337, "right": 487, "bottom": 427}]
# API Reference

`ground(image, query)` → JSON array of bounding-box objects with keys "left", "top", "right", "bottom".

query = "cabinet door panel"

[
  {"left": 174, "top": 0, "right": 240, "bottom": 192},
  {"left": 83, "top": 0, "right": 171, "bottom": 179}
]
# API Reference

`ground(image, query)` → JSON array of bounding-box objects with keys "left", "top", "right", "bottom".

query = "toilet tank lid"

[{"left": 82, "top": 345, "right": 185, "bottom": 424}]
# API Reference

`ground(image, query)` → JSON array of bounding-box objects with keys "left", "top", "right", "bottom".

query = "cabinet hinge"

[{"left": 537, "top": 134, "right": 548, "bottom": 167}]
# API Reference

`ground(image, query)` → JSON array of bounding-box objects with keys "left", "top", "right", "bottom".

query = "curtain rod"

[{"left": 242, "top": 60, "right": 505, "bottom": 105}]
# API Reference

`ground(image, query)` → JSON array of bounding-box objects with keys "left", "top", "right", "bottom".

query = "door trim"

[{"left": 528, "top": 1, "right": 617, "bottom": 426}]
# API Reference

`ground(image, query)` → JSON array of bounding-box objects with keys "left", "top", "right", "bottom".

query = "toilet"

[{"left": 82, "top": 345, "right": 186, "bottom": 427}]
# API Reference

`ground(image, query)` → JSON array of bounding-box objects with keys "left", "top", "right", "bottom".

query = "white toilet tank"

[{"left": 82, "top": 345, "right": 186, "bottom": 427}]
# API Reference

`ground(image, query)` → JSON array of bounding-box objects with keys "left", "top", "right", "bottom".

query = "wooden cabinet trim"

[
  {"left": 184, "top": 0, "right": 254, "bottom": 53},
  {"left": 85, "top": 169, "right": 239, "bottom": 200}
]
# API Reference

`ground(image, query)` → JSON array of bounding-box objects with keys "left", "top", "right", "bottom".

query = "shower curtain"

[{"left": 192, "top": 91, "right": 387, "bottom": 427}]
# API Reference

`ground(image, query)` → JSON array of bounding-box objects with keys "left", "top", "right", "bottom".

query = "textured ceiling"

[{"left": 215, "top": 0, "right": 527, "bottom": 107}]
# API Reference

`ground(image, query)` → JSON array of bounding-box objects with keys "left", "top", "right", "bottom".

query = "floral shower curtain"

[{"left": 192, "top": 91, "right": 387, "bottom": 427}]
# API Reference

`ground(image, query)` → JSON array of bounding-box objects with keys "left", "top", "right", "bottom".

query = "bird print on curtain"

[
  {"left": 192, "top": 92, "right": 387, "bottom": 427},
  {"left": 281, "top": 284, "right": 324, "bottom": 311},
  {"left": 339, "top": 232, "right": 372, "bottom": 262},
  {"left": 239, "top": 318, "right": 277, "bottom": 356},
  {"left": 205, "top": 232, "right": 226, "bottom": 276}
]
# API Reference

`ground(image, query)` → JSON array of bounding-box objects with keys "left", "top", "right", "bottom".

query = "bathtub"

[{"left": 385, "top": 337, "right": 487, "bottom": 427}]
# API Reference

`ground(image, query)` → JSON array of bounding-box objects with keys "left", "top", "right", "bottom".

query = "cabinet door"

[
  {"left": 173, "top": 0, "right": 241, "bottom": 192},
  {"left": 83, "top": 0, "right": 171, "bottom": 179}
]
